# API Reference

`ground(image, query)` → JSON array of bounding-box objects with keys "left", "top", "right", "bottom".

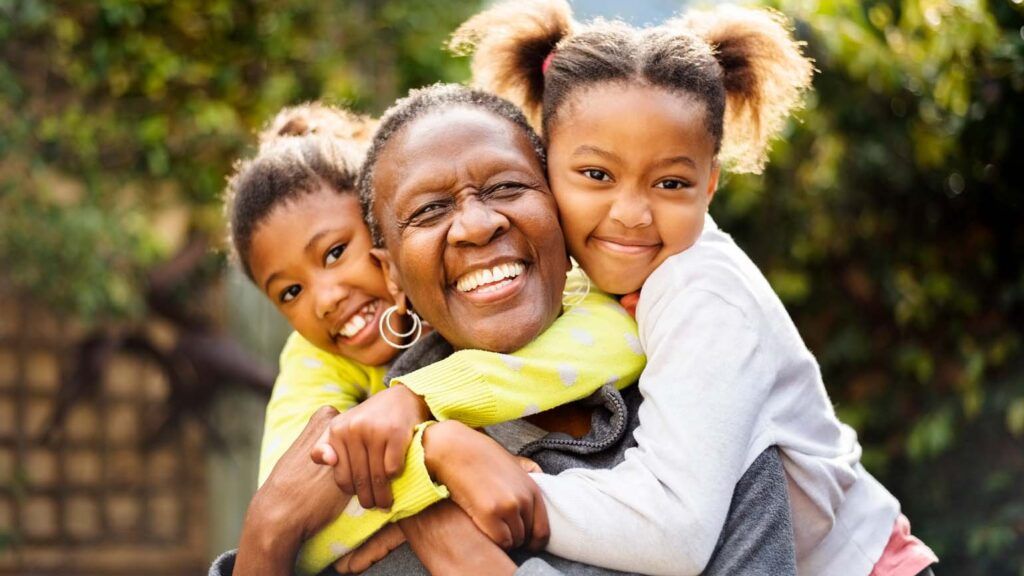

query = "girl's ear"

[
  {"left": 706, "top": 161, "right": 721, "bottom": 206},
  {"left": 370, "top": 247, "right": 408, "bottom": 314}
]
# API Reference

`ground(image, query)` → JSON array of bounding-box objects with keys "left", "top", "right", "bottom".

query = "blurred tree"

[
  {"left": 0, "top": 0, "right": 481, "bottom": 505},
  {"left": 0, "top": 0, "right": 476, "bottom": 322},
  {"left": 715, "top": 0, "right": 1024, "bottom": 573}
]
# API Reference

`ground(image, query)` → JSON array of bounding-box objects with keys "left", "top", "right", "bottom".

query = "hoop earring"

[
  {"left": 378, "top": 305, "right": 422, "bottom": 349},
  {"left": 562, "top": 267, "right": 591, "bottom": 308}
]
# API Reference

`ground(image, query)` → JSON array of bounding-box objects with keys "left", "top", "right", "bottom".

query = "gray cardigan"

[{"left": 209, "top": 332, "right": 796, "bottom": 575}]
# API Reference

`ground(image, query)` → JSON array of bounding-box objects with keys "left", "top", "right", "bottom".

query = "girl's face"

[
  {"left": 372, "top": 107, "right": 568, "bottom": 353},
  {"left": 547, "top": 84, "right": 720, "bottom": 295},
  {"left": 248, "top": 188, "right": 400, "bottom": 366}
]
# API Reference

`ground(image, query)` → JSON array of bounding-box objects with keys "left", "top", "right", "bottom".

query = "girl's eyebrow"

[
  {"left": 571, "top": 144, "right": 620, "bottom": 162},
  {"left": 654, "top": 155, "right": 697, "bottom": 169}
]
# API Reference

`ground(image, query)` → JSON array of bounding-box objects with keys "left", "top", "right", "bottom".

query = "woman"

[{"left": 211, "top": 85, "right": 796, "bottom": 575}]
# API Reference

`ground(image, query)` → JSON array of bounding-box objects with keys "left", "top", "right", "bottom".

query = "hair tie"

[{"left": 542, "top": 50, "right": 557, "bottom": 75}]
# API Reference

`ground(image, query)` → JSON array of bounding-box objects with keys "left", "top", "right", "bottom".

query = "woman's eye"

[
  {"left": 280, "top": 284, "right": 301, "bottom": 303},
  {"left": 325, "top": 244, "right": 346, "bottom": 265},
  {"left": 410, "top": 202, "right": 449, "bottom": 224},
  {"left": 581, "top": 169, "right": 612, "bottom": 182},
  {"left": 655, "top": 179, "right": 692, "bottom": 190},
  {"left": 486, "top": 182, "right": 527, "bottom": 199}
]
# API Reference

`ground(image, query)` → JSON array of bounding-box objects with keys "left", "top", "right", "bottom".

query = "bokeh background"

[{"left": 0, "top": 0, "right": 1021, "bottom": 574}]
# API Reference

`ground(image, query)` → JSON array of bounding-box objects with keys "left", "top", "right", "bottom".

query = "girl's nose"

[
  {"left": 314, "top": 281, "right": 350, "bottom": 320},
  {"left": 608, "top": 189, "right": 653, "bottom": 228}
]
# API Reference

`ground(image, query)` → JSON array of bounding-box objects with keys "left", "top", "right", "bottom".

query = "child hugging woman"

[{"left": 450, "top": 1, "right": 938, "bottom": 575}]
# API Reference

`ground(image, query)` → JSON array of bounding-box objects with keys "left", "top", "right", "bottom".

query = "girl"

[
  {"left": 451, "top": 1, "right": 937, "bottom": 575},
  {"left": 224, "top": 102, "right": 644, "bottom": 574}
]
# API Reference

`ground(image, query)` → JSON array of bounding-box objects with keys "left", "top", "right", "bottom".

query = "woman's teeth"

[
  {"left": 456, "top": 262, "right": 525, "bottom": 293},
  {"left": 338, "top": 300, "right": 378, "bottom": 338}
]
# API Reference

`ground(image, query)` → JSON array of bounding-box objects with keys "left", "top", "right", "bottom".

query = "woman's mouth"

[
  {"left": 454, "top": 261, "right": 527, "bottom": 303},
  {"left": 333, "top": 299, "right": 382, "bottom": 345}
]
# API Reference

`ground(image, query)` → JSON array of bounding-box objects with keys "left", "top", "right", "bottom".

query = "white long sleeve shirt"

[{"left": 532, "top": 214, "right": 899, "bottom": 576}]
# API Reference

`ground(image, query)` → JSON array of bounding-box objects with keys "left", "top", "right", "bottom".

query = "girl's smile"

[
  {"left": 248, "top": 189, "right": 401, "bottom": 365},
  {"left": 547, "top": 84, "right": 720, "bottom": 295}
]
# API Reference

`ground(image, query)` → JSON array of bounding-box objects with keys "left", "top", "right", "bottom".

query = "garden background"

[{"left": 0, "top": 0, "right": 1022, "bottom": 574}]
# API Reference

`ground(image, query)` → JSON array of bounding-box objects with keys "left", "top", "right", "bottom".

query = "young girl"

[
  {"left": 451, "top": 1, "right": 937, "bottom": 575},
  {"left": 224, "top": 102, "right": 645, "bottom": 574}
]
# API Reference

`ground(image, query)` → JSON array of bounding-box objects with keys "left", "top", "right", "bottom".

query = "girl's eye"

[
  {"left": 325, "top": 244, "right": 346, "bottom": 265},
  {"left": 655, "top": 179, "right": 693, "bottom": 190},
  {"left": 280, "top": 284, "right": 301, "bottom": 303},
  {"left": 581, "top": 169, "right": 612, "bottom": 182}
]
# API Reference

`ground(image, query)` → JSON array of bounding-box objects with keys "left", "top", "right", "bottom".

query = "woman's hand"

[
  {"left": 310, "top": 383, "right": 431, "bottom": 509},
  {"left": 422, "top": 420, "right": 550, "bottom": 551},
  {"left": 399, "top": 501, "right": 517, "bottom": 576},
  {"left": 332, "top": 523, "right": 406, "bottom": 574},
  {"left": 235, "top": 406, "right": 352, "bottom": 576}
]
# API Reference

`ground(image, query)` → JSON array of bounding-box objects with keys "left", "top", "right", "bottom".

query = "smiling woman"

[{"left": 367, "top": 104, "right": 568, "bottom": 353}]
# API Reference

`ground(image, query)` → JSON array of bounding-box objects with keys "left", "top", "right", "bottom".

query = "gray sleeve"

[
  {"left": 208, "top": 550, "right": 235, "bottom": 576},
  {"left": 355, "top": 543, "right": 636, "bottom": 576},
  {"left": 702, "top": 446, "right": 797, "bottom": 576}
]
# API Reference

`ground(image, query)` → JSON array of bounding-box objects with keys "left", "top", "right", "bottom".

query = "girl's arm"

[
  {"left": 260, "top": 333, "right": 448, "bottom": 576},
  {"left": 529, "top": 287, "right": 776, "bottom": 576},
  {"left": 390, "top": 286, "right": 646, "bottom": 428}
]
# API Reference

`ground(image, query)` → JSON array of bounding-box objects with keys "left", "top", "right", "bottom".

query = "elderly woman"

[{"left": 212, "top": 84, "right": 796, "bottom": 576}]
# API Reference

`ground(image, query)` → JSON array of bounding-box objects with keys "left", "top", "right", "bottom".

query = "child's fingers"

[
  {"left": 528, "top": 488, "right": 550, "bottom": 552},
  {"left": 348, "top": 442, "right": 375, "bottom": 509},
  {"left": 515, "top": 456, "right": 541, "bottom": 474},
  {"left": 311, "top": 442, "right": 338, "bottom": 466},
  {"left": 382, "top": 435, "right": 407, "bottom": 478},
  {"left": 332, "top": 443, "right": 355, "bottom": 494},
  {"left": 508, "top": 502, "right": 527, "bottom": 550},
  {"left": 367, "top": 437, "right": 393, "bottom": 509}
]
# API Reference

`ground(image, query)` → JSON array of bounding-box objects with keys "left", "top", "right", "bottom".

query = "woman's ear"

[
  {"left": 706, "top": 161, "right": 721, "bottom": 206},
  {"left": 371, "top": 247, "right": 408, "bottom": 314}
]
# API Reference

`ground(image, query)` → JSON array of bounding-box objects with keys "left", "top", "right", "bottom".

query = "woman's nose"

[
  {"left": 314, "top": 280, "right": 350, "bottom": 320},
  {"left": 448, "top": 197, "right": 510, "bottom": 246},
  {"left": 608, "top": 188, "right": 653, "bottom": 229}
]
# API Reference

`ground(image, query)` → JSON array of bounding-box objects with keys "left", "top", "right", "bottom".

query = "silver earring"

[
  {"left": 562, "top": 263, "right": 591, "bottom": 308},
  {"left": 379, "top": 305, "right": 423, "bottom": 349}
]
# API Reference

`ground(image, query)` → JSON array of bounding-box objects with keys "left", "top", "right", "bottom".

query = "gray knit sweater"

[{"left": 209, "top": 332, "right": 796, "bottom": 575}]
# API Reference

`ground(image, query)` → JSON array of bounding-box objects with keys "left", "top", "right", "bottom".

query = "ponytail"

[
  {"left": 673, "top": 6, "right": 814, "bottom": 173},
  {"left": 449, "top": 0, "right": 572, "bottom": 129},
  {"left": 257, "top": 101, "right": 378, "bottom": 151}
]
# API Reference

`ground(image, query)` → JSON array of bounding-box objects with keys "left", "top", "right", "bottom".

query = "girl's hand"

[
  {"left": 422, "top": 420, "right": 550, "bottom": 551},
  {"left": 399, "top": 501, "right": 517, "bottom": 576},
  {"left": 310, "top": 384, "right": 431, "bottom": 509},
  {"left": 236, "top": 406, "right": 352, "bottom": 575},
  {"left": 332, "top": 523, "right": 406, "bottom": 574}
]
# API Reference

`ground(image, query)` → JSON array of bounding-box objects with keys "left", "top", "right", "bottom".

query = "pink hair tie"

[{"left": 542, "top": 50, "right": 557, "bottom": 75}]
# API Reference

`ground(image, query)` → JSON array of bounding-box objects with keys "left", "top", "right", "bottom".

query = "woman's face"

[
  {"left": 372, "top": 107, "right": 568, "bottom": 353},
  {"left": 248, "top": 189, "right": 401, "bottom": 366}
]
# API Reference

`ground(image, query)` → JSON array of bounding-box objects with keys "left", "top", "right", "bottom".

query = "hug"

[{"left": 213, "top": 1, "right": 936, "bottom": 574}]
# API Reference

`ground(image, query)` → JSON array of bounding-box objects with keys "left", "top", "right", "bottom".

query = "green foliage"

[
  {"left": 2, "top": 0, "right": 1023, "bottom": 571},
  {"left": 0, "top": 0, "right": 478, "bottom": 323},
  {"left": 716, "top": 0, "right": 1024, "bottom": 571}
]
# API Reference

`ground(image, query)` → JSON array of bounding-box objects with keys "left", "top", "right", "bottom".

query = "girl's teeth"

[
  {"left": 339, "top": 302, "right": 378, "bottom": 338},
  {"left": 457, "top": 262, "right": 525, "bottom": 293}
]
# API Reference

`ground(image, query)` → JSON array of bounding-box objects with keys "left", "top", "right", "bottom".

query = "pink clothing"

[{"left": 869, "top": 514, "right": 938, "bottom": 576}]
